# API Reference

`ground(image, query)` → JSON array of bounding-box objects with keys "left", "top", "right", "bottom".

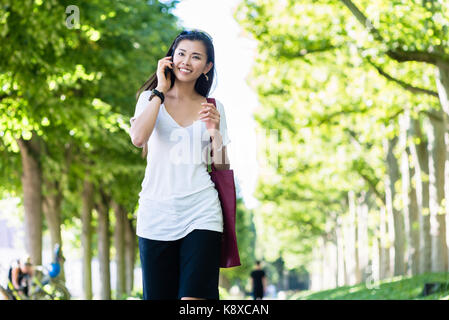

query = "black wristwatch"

[{"left": 149, "top": 88, "right": 165, "bottom": 104}]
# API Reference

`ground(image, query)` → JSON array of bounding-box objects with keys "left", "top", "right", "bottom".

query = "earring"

[{"left": 203, "top": 73, "right": 209, "bottom": 81}]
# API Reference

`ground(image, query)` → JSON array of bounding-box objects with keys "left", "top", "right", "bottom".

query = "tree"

[{"left": 235, "top": 0, "right": 449, "bottom": 287}]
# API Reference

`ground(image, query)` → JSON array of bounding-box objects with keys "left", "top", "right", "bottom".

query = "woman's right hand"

[{"left": 156, "top": 56, "right": 173, "bottom": 94}]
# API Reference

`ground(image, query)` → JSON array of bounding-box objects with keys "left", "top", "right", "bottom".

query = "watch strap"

[{"left": 150, "top": 88, "right": 165, "bottom": 104}]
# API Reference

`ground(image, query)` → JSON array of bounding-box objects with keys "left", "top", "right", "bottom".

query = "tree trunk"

[
  {"left": 407, "top": 137, "right": 421, "bottom": 276},
  {"left": 344, "top": 191, "right": 358, "bottom": 285},
  {"left": 379, "top": 206, "right": 391, "bottom": 279},
  {"left": 17, "top": 133, "right": 43, "bottom": 266},
  {"left": 283, "top": 268, "right": 289, "bottom": 291},
  {"left": 435, "top": 62, "right": 449, "bottom": 271},
  {"left": 324, "top": 231, "right": 338, "bottom": 289},
  {"left": 386, "top": 191, "right": 396, "bottom": 277},
  {"left": 350, "top": 191, "right": 362, "bottom": 284},
  {"left": 310, "top": 245, "right": 321, "bottom": 291},
  {"left": 384, "top": 136, "right": 406, "bottom": 276},
  {"left": 400, "top": 112, "right": 420, "bottom": 275},
  {"left": 371, "top": 230, "right": 380, "bottom": 287},
  {"left": 320, "top": 236, "right": 327, "bottom": 289},
  {"left": 42, "top": 178, "right": 65, "bottom": 281},
  {"left": 81, "top": 179, "right": 94, "bottom": 300},
  {"left": 356, "top": 192, "right": 369, "bottom": 282},
  {"left": 272, "top": 257, "right": 285, "bottom": 292},
  {"left": 332, "top": 237, "right": 339, "bottom": 288},
  {"left": 435, "top": 61, "right": 449, "bottom": 119},
  {"left": 410, "top": 117, "right": 432, "bottom": 274},
  {"left": 112, "top": 201, "right": 126, "bottom": 299},
  {"left": 335, "top": 217, "right": 347, "bottom": 286},
  {"left": 219, "top": 273, "right": 232, "bottom": 291},
  {"left": 124, "top": 217, "right": 136, "bottom": 295},
  {"left": 427, "top": 112, "right": 448, "bottom": 272},
  {"left": 96, "top": 191, "right": 111, "bottom": 300}
]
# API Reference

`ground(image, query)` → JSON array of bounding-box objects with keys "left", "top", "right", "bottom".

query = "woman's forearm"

[{"left": 130, "top": 95, "right": 162, "bottom": 148}]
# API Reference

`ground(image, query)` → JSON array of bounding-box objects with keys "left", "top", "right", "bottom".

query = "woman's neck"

[{"left": 166, "top": 81, "right": 198, "bottom": 100}]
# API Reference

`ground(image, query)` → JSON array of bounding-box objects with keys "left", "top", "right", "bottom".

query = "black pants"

[
  {"left": 139, "top": 229, "right": 222, "bottom": 300},
  {"left": 253, "top": 289, "right": 264, "bottom": 300}
]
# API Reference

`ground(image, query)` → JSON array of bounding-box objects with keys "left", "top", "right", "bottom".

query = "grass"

[{"left": 289, "top": 272, "right": 449, "bottom": 300}]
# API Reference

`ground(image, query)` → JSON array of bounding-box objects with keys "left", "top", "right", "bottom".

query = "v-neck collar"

[
  {"left": 162, "top": 102, "right": 206, "bottom": 129},
  {"left": 162, "top": 104, "right": 199, "bottom": 129}
]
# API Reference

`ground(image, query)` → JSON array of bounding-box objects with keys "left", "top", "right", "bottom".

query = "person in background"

[
  {"left": 47, "top": 244, "right": 64, "bottom": 279},
  {"left": 250, "top": 260, "right": 267, "bottom": 300},
  {"left": 8, "top": 257, "right": 33, "bottom": 298}
]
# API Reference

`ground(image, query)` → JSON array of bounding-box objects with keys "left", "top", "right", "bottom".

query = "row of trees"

[{"left": 236, "top": 0, "right": 449, "bottom": 290}]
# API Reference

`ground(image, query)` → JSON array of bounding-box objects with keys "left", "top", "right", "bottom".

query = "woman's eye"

[{"left": 177, "top": 52, "right": 200, "bottom": 59}]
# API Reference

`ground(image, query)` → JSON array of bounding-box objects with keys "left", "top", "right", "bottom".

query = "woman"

[{"left": 129, "top": 30, "right": 231, "bottom": 300}]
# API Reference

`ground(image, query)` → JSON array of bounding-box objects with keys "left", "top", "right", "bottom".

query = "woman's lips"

[{"left": 179, "top": 68, "right": 192, "bottom": 74}]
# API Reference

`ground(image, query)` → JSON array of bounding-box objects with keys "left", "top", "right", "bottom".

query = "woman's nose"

[{"left": 182, "top": 56, "right": 192, "bottom": 65}]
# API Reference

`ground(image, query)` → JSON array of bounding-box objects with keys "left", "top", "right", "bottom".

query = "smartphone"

[{"left": 164, "top": 53, "right": 175, "bottom": 81}]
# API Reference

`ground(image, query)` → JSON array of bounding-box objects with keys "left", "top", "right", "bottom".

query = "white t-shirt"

[{"left": 130, "top": 90, "right": 231, "bottom": 241}]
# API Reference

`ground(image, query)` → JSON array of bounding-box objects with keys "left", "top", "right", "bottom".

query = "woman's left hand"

[{"left": 199, "top": 102, "right": 220, "bottom": 137}]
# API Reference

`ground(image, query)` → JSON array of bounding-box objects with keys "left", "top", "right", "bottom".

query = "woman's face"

[{"left": 172, "top": 40, "right": 213, "bottom": 82}]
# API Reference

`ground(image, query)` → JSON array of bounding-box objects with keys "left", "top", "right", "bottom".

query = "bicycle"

[
  {"left": 0, "top": 283, "right": 13, "bottom": 300},
  {"left": 28, "top": 264, "right": 71, "bottom": 300},
  {"left": 28, "top": 244, "right": 71, "bottom": 300},
  {"left": 2, "top": 244, "right": 71, "bottom": 300}
]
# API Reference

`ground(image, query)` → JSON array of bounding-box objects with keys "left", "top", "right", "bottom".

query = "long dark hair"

[
  {"left": 136, "top": 29, "right": 216, "bottom": 100},
  {"left": 136, "top": 29, "right": 216, "bottom": 158}
]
